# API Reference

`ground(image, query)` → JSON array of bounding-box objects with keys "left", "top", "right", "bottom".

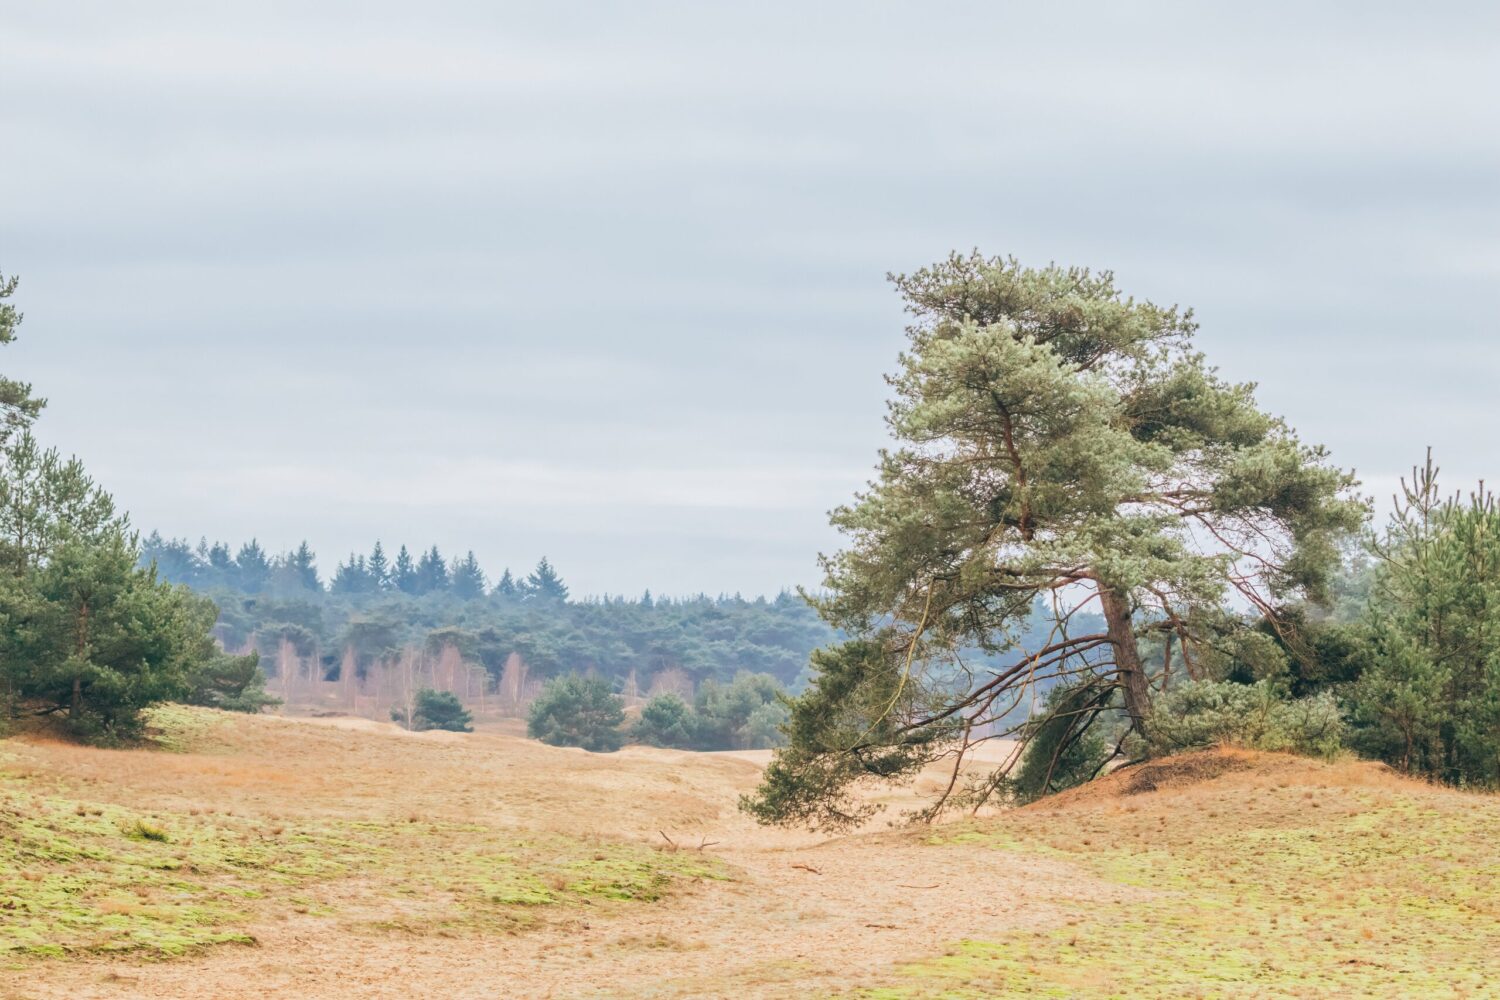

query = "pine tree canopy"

[
  {"left": 744, "top": 252, "right": 1368, "bottom": 829},
  {"left": 0, "top": 271, "right": 46, "bottom": 443},
  {"left": 526, "top": 557, "right": 569, "bottom": 603}
]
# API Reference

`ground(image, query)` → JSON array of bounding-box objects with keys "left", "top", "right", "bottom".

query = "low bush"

[
  {"left": 1007, "top": 679, "right": 1118, "bottom": 803},
  {"left": 185, "top": 651, "right": 279, "bottom": 714},
  {"left": 527, "top": 675, "right": 624, "bottom": 752},
  {"left": 392, "top": 688, "right": 473, "bottom": 732},
  {"left": 632, "top": 693, "right": 697, "bottom": 748},
  {"left": 631, "top": 672, "right": 788, "bottom": 750},
  {"left": 1141, "top": 680, "right": 1346, "bottom": 760}
]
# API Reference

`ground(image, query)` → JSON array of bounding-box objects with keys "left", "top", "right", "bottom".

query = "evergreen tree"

[
  {"left": 207, "top": 541, "right": 234, "bottom": 583},
  {"left": 415, "top": 545, "right": 449, "bottom": 594},
  {"left": 234, "top": 540, "right": 271, "bottom": 594},
  {"left": 284, "top": 541, "right": 320, "bottom": 592},
  {"left": 745, "top": 253, "right": 1366, "bottom": 829},
  {"left": 493, "top": 568, "right": 519, "bottom": 601},
  {"left": 330, "top": 554, "right": 373, "bottom": 594},
  {"left": 366, "top": 540, "right": 390, "bottom": 590},
  {"left": 526, "top": 557, "right": 569, "bottom": 604},
  {"left": 0, "top": 271, "right": 45, "bottom": 444},
  {"left": 632, "top": 693, "right": 696, "bottom": 748},
  {"left": 450, "top": 550, "right": 486, "bottom": 599},
  {"left": 2, "top": 523, "right": 247, "bottom": 742},
  {"left": 0, "top": 432, "right": 121, "bottom": 575},
  {"left": 392, "top": 544, "right": 418, "bottom": 594},
  {"left": 527, "top": 674, "right": 624, "bottom": 752},
  {"left": 0, "top": 278, "right": 267, "bottom": 742},
  {"left": 392, "top": 688, "right": 473, "bottom": 732},
  {"left": 186, "top": 649, "right": 278, "bottom": 713},
  {"left": 1350, "top": 452, "right": 1500, "bottom": 786},
  {"left": 141, "top": 532, "right": 203, "bottom": 587}
]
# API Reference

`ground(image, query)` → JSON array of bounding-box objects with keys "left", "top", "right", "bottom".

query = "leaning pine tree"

[{"left": 743, "top": 253, "right": 1366, "bottom": 829}]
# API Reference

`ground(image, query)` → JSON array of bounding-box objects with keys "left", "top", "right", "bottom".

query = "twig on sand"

[
  {"left": 660, "top": 830, "right": 720, "bottom": 852},
  {"left": 897, "top": 883, "right": 940, "bottom": 889},
  {"left": 790, "top": 863, "right": 823, "bottom": 875}
]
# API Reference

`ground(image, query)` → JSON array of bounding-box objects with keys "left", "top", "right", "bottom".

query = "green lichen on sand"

[
  {"left": 857, "top": 763, "right": 1500, "bottom": 998},
  {"left": 141, "top": 703, "right": 229, "bottom": 754},
  {"left": 0, "top": 767, "right": 730, "bottom": 961}
]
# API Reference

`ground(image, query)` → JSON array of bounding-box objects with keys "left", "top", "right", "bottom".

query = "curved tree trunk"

[{"left": 1098, "top": 583, "right": 1151, "bottom": 734}]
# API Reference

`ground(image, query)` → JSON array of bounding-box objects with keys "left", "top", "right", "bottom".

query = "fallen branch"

[{"left": 790, "top": 863, "right": 823, "bottom": 875}]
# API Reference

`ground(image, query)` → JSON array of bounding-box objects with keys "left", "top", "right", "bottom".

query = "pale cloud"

[{"left": 3, "top": 1, "right": 1497, "bottom": 595}]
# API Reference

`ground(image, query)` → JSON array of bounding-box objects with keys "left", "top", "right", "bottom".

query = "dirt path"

[{"left": 35, "top": 836, "right": 1107, "bottom": 1000}]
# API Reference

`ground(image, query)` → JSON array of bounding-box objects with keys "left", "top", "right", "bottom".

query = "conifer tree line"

[
  {"left": 138, "top": 531, "right": 829, "bottom": 690},
  {"left": 140, "top": 533, "right": 569, "bottom": 603}
]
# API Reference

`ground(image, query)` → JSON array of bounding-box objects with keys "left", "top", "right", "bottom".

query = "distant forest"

[
  {"left": 140, "top": 532, "right": 1092, "bottom": 732},
  {"left": 139, "top": 533, "right": 834, "bottom": 696}
]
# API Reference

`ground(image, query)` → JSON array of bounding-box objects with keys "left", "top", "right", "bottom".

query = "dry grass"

[
  {"left": 0, "top": 708, "right": 727, "bottom": 966},
  {"left": 6, "top": 714, "right": 1497, "bottom": 999},
  {"left": 861, "top": 750, "right": 1500, "bottom": 999}
]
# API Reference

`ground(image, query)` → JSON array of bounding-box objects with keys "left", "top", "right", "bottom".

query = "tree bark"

[
  {"left": 70, "top": 600, "right": 90, "bottom": 719},
  {"left": 1098, "top": 583, "right": 1151, "bottom": 734}
]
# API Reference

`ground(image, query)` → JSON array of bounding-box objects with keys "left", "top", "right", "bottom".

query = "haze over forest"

[{"left": 5, "top": 2, "right": 1499, "bottom": 597}]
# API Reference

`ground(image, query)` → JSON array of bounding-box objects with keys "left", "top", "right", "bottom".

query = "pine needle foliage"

[{"left": 745, "top": 253, "right": 1366, "bottom": 826}]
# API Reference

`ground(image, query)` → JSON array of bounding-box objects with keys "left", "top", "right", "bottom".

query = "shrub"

[
  {"left": 632, "top": 693, "right": 697, "bottom": 748},
  {"left": 1007, "top": 679, "right": 1117, "bottom": 803},
  {"left": 631, "top": 673, "right": 789, "bottom": 751},
  {"left": 527, "top": 675, "right": 624, "bottom": 752},
  {"left": 185, "top": 651, "right": 279, "bottom": 714},
  {"left": 1141, "top": 680, "right": 1346, "bottom": 760},
  {"left": 125, "top": 818, "right": 170, "bottom": 842},
  {"left": 691, "top": 672, "right": 787, "bottom": 750},
  {"left": 392, "top": 688, "right": 473, "bottom": 732},
  {"left": 4, "top": 531, "right": 227, "bottom": 744},
  {"left": 1340, "top": 460, "right": 1500, "bottom": 786}
]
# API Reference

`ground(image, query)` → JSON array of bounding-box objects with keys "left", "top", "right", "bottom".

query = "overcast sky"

[{"left": 3, "top": 2, "right": 1497, "bottom": 597}]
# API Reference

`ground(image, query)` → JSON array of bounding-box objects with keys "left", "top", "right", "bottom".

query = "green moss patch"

[
  {"left": 0, "top": 773, "right": 730, "bottom": 962},
  {"left": 141, "top": 704, "right": 229, "bottom": 754}
]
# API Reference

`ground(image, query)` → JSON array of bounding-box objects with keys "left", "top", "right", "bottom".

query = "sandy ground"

[{"left": 2, "top": 712, "right": 1110, "bottom": 1000}]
